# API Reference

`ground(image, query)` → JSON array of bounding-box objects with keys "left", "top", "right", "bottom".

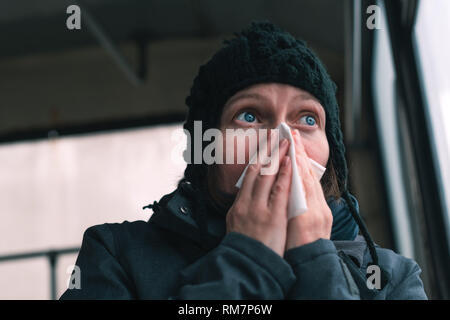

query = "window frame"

[{"left": 379, "top": 0, "right": 450, "bottom": 299}]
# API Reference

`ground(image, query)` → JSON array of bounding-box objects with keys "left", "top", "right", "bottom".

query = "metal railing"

[{"left": 0, "top": 247, "right": 80, "bottom": 300}]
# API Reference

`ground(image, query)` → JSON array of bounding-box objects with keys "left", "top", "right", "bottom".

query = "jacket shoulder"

[
  {"left": 366, "top": 246, "right": 427, "bottom": 299},
  {"left": 374, "top": 246, "right": 420, "bottom": 278},
  {"left": 65, "top": 220, "right": 200, "bottom": 299},
  {"left": 81, "top": 220, "right": 154, "bottom": 250},
  {"left": 60, "top": 221, "right": 153, "bottom": 299},
  {"left": 375, "top": 246, "right": 422, "bottom": 280},
  {"left": 82, "top": 220, "right": 188, "bottom": 255},
  {"left": 85, "top": 219, "right": 204, "bottom": 265}
]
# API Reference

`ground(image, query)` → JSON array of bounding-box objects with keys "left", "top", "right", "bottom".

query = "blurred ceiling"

[
  {"left": 0, "top": 0, "right": 347, "bottom": 141},
  {"left": 0, "top": 0, "right": 345, "bottom": 59}
]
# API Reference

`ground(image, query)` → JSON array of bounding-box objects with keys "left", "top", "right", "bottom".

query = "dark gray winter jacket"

[{"left": 60, "top": 182, "right": 427, "bottom": 300}]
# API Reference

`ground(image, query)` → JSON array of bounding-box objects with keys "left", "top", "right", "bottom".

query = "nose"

[
  {"left": 268, "top": 122, "right": 298, "bottom": 140},
  {"left": 265, "top": 122, "right": 295, "bottom": 151}
]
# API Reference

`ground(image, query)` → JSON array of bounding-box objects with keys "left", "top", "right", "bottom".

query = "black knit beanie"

[{"left": 181, "top": 21, "right": 381, "bottom": 269}]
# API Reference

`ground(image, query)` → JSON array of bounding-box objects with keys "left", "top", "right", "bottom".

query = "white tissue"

[{"left": 235, "top": 122, "right": 326, "bottom": 219}]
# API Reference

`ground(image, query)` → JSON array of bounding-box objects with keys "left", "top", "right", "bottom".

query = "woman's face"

[{"left": 215, "top": 82, "right": 329, "bottom": 195}]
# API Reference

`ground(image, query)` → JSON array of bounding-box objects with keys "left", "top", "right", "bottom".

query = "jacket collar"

[
  {"left": 334, "top": 236, "right": 367, "bottom": 267},
  {"left": 148, "top": 182, "right": 367, "bottom": 266}
]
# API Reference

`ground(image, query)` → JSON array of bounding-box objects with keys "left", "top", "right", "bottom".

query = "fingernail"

[{"left": 280, "top": 138, "right": 288, "bottom": 147}]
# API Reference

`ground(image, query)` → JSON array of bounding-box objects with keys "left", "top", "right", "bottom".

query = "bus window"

[{"left": 414, "top": 0, "right": 450, "bottom": 237}]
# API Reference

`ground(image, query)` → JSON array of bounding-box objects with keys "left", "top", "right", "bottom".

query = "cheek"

[
  {"left": 216, "top": 131, "right": 256, "bottom": 194},
  {"left": 215, "top": 163, "right": 246, "bottom": 194},
  {"left": 303, "top": 134, "right": 329, "bottom": 167}
]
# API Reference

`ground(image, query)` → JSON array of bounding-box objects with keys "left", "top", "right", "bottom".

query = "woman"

[{"left": 60, "top": 21, "right": 427, "bottom": 300}]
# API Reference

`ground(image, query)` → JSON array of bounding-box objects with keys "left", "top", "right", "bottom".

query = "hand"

[
  {"left": 285, "top": 130, "right": 333, "bottom": 251},
  {"left": 226, "top": 136, "right": 292, "bottom": 257}
]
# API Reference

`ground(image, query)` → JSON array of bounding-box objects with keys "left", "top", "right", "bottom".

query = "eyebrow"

[
  {"left": 227, "top": 91, "right": 321, "bottom": 106},
  {"left": 224, "top": 90, "right": 325, "bottom": 120},
  {"left": 297, "top": 99, "right": 324, "bottom": 114},
  {"left": 291, "top": 93, "right": 324, "bottom": 114},
  {"left": 225, "top": 92, "right": 269, "bottom": 107},
  {"left": 292, "top": 92, "right": 322, "bottom": 105}
]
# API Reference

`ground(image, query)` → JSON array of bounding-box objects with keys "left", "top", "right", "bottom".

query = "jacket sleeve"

[
  {"left": 386, "top": 260, "right": 428, "bottom": 300},
  {"left": 283, "top": 238, "right": 361, "bottom": 299},
  {"left": 59, "top": 224, "right": 136, "bottom": 300},
  {"left": 171, "top": 232, "right": 296, "bottom": 299}
]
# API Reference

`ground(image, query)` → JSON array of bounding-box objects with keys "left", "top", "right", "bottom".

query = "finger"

[
  {"left": 235, "top": 130, "right": 273, "bottom": 203},
  {"left": 238, "top": 129, "right": 275, "bottom": 199},
  {"left": 235, "top": 162, "right": 261, "bottom": 204},
  {"left": 268, "top": 155, "right": 292, "bottom": 213},
  {"left": 253, "top": 138, "right": 290, "bottom": 204},
  {"left": 259, "top": 129, "right": 277, "bottom": 166}
]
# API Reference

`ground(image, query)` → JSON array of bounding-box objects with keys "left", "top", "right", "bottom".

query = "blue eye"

[
  {"left": 237, "top": 111, "right": 257, "bottom": 123},
  {"left": 300, "top": 115, "right": 317, "bottom": 126}
]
